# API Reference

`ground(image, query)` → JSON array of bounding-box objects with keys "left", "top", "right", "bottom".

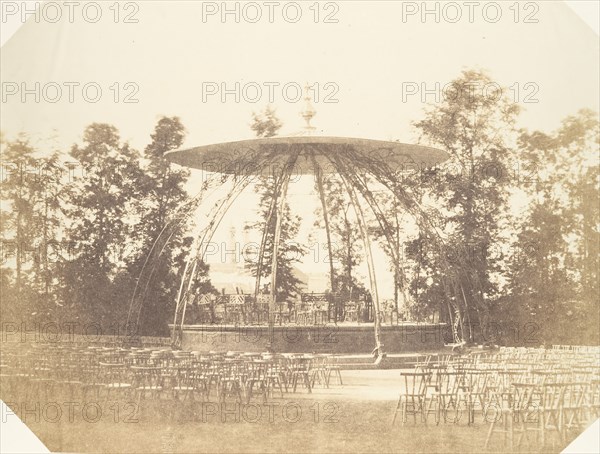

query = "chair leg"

[
  {"left": 305, "top": 373, "right": 312, "bottom": 393},
  {"left": 392, "top": 395, "right": 401, "bottom": 425},
  {"left": 246, "top": 381, "right": 254, "bottom": 404},
  {"left": 280, "top": 373, "right": 288, "bottom": 393},
  {"left": 484, "top": 418, "right": 496, "bottom": 449},
  {"left": 236, "top": 383, "right": 243, "bottom": 403}
]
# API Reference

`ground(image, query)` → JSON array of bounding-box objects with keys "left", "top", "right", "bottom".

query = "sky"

[
  {"left": 1, "top": 1, "right": 599, "bottom": 298},
  {"left": 2, "top": 1, "right": 598, "bottom": 149}
]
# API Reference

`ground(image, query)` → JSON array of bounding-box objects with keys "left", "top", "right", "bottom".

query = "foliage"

[
  {"left": 406, "top": 69, "right": 522, "bottom": 341},
  {"left": 0, "top": 119, "right": 217, "bottom": 336},
  {"left": 250, "top": 105, "right": 282, "bottom": 138},
  {"left": 504, "top": 109, "right": 599, "bottom": 345},
  {"left": 62, "top": 123, "right": 145, "bottom": 329},
  {"left": 125, "top": 117, "right": 215, "bottom": 336},
  {"left": 0, "top": 137, "right": 65, "bottom": 323}
]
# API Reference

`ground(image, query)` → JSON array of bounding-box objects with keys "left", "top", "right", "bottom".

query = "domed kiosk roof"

[{"left": 165, "top": 136, "right": 448, "bottom": 175}]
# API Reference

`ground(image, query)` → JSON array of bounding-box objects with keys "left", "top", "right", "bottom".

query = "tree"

[
  {"left": 127, "top": 116, "right": 216, "bottom": 336},
  {"left": 508, "top": 109, "right": 599, "bottom": 344},
  {"left": 245, "top": 106, "right": 306, "bottom": 302},
  {"left": 410, "top": 69, "right": 522, "bottom": 341},
  {"left": 313, "top": 174, "right": 367, "bottom": 306},
  {"left": 0, "top": 136, "right": 65, "bottom": 323},
  {"left": 245, "top": 178, "right": 307, "bottom": 302},
  {"left": 63, "top": 123, "right": 145, "bottom": 330},
  {"left": 0, "top": 137, "right": 38, "bottom": 300},
  {"left": 250, "top": 105, "right": 282, "bottom": 138},
  {"left": 30, "top": 152, "right": 65, "bottom": 318}
]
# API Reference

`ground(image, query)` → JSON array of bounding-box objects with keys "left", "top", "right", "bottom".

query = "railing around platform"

[{"left": 184, "top": 292, "right": 389, "bottom": 326}]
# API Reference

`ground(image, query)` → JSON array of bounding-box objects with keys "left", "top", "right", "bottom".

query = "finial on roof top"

[{"left": 301, "top": 83, "right": 317, "bottom": 132}]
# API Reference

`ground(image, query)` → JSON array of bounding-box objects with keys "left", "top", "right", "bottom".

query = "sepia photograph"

[{"left": 0, "top": 1, "right": 599, "bottom": 453}]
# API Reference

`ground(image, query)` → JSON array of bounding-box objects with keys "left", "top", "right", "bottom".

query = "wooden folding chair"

[{"left": 392, "top": 371, "right": 431, "bottom": 425}]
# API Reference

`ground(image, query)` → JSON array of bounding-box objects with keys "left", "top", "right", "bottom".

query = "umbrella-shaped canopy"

[{"left": 165, "top": 136, "right": 448, "bottom": 175}]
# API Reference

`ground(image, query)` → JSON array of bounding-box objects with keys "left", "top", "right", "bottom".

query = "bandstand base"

[{"left": 173, "top": 322, "right": 448, "bottom": 354}]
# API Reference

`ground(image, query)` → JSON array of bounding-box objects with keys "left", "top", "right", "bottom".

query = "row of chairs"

[
  {"left": 392, "top": 346, "right": 600, "bottom": 451},
  {"left": 1, "top": 344, "right": 344, "bottom": 413}
]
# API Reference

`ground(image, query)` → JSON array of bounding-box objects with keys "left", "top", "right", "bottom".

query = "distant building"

[
  {"left": 206, "top": 222, "right": 327, "bottom": 296},
  {"left": 207, "top": 262, "right": 314, "bottom": 298},
  {"left": 305, "top": 272, "right": 328, "bottom": 293}
]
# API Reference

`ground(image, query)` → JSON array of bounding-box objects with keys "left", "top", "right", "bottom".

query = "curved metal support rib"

[
  {"left": 311, "top": 153, "right": 338, "bottom": 323},
  {"left": 268, "top": 153, "right": 299, "bottom": 337},
  {"left": 331, "top": 155, "right": 409, "bottom": 320},
  {"left": 172, "top": 173, "right": 255, "bottom": 346},
  {"left": 127, "top": 177, "right": 217, "bottom": 337},
  {"left": 327, "top": 153, "right": 383, "bottom": 356},
  {"left": 253, "top": 176, "right": 283, "bottom": 302},
  {"left": 344, "top": 151, "right": 480, "bottom": 341},
  {"left": 171, "top": 148, "right": 288, "bottom": 346}
]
